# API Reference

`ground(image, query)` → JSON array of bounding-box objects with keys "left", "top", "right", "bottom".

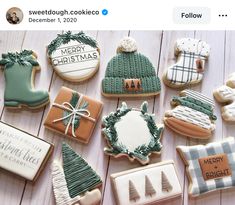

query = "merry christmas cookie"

[
  {"left": 111, "top": 160, "right": 182, "bottom": 205},
  {"left": 177, "top": 137, "right": 235, "bottom": 197},
  {"left": 47, "top": 31, "right": 100, "bottom": 82},
  {"left": 102, "top": 37, "right": 161, "bottom": 97},
  {"left": 0, "top": 50, "right": 49, "bottom": 109},
  {"left": 102, "top": 101, "right": 163, "bottom": 165},
  {"left": 163, "top": 38, "right": 210, "bottom": 88},
  {"left": 52, "top": 143, "right": 102, "bottom": 205},
  {"left": 213, "top": 73, "right": 235, "bottom": 122},
  {"left": 44, "top": 86, "right": 103, "bottom": 144},
  {"left": 164, "top": 89, "right": 216, "bottom": 139},
  {"left": 0, "top": 121, "right": 53, "bottom": 182}
]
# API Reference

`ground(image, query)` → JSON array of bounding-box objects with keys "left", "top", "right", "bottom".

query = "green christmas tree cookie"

[
  {"left": 51, "top": 143, "right": 102, "bottom": 205},
  {"left": 0, "top": 50, "right": 49, "bottom": 109}
]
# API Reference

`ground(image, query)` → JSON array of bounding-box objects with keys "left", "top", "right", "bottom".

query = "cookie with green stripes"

[{"left": 47, "top": 31, "right": 100, "bottom": 82}]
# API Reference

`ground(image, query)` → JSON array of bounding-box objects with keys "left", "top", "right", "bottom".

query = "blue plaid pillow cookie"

[
  {"left": 163, "top": 38, "right": 210, "bottom": 88},
  {"left": 177, "top": 137, "right": 235, "bottom": 197}
]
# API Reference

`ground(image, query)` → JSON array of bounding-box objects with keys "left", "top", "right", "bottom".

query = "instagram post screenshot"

[{"left": 0, "top": 0, "right": 234, "bottom": 205}]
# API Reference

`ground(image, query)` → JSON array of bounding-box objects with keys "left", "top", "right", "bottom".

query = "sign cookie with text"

[
  {"left": 47, "top": 31, "right": 100, "bottom": 82},
  {"left": 177, "top": 137, "right": 235, "bottom": 197},
  {"left": 0, "top": 121, "right": 53, "bottom": 182}
]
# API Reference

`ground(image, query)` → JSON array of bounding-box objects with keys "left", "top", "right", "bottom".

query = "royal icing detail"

[
  {"left": 52, "top": 143, "right": 102, "bottom": 205},
  {"left": 177, "top": 137, "right": 235, "bottom": 197},
  {"left": 102, "top": 101, "right": 163, "bottom": 165},
  {"left": 48, "top": 31, "right": 100, "bottom": 82},
  {"left": 111, "top": 161, "right": 182, "bottom": 205},
  {"left": 44, "top": 86, "right": 103, "bottom": 144},
  {"left": 0, "top": 122, "right": 53, "bottom": 181},
  {"left": 163, "top": 38, "right": 210, "bottom": 87},
  {"left": 0, "top": 50, "right": 49, "bottom": 109},
  {"left": 214, "top": 73, "right": 235, "bottom": 121},
  {"left": 164, "top": 89, "right": 216, "bottom": 139}
]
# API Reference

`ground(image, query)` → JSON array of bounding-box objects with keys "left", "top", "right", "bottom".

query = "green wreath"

[{"left": 102, "top": 101, "right": 163, "bottom": 165}]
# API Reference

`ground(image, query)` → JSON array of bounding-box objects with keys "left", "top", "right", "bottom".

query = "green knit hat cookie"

[{"left": 102, "top": 37, "right": 161, "bottom": 97}]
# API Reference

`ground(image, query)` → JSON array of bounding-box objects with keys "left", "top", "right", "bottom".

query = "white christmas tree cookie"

[
  {"left": 163, "top": 38, "right": 210, "bottom": 88},
  {"left": 214, "top": 73, "right": 235, "bottom": 121}
]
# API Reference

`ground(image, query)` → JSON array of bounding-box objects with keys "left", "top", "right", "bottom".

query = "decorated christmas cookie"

[
  {"left": 164, "top": 89, "right": 216, "bottom": 139},
  {"left": 213, "top": 73, "right": 235, "bottom": 121},
  {"left": 44, "top": 86, "right": 103, "bottom": 144},
  {"left": 111, "top": 160, "right": 182, "bottom": 205},
  {"left": 0, "top": 50, "right": 49, "bottom": 109},
  {"left": 163, "top": 38, "right": 210, "bottom": 88},
  {"left": 47, "top": 31, "right": 100, "bottom": 82},
  {"left": 0, "top": 121, "right": 53, "bottom": 182},
  {"left": 102, "top": 37, "right": 161, "bottom": 97},
  {"left": 102, "top": 101, "right": 163, "bottom": 165},
  {"left": 52, "top": 143, "right": 102, "bottom": 205},
  {"left": 177, "top": 137, "right": 235, "bottom": 197}
]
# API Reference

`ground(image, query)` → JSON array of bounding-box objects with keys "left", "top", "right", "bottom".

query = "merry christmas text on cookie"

[
  {"left": 102, "top": 101, "right": 163, "bottom": 165},
  {"left": 47, "top": 31, "right": 100, "bottom": 82}
]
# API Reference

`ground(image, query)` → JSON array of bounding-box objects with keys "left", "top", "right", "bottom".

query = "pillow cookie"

[
  {"left": 111, "top": 160, "right": 182, "bottom": 205},
  {"left": 163, "top": 38, "right": 210, "bottom": 88},
  {"left": 102, "top": 101, "right": 163, "bottom": 165},
  {"left": 213, "top": 73, "right": 235, "bottom": 121},
  {"left": 47, "top": 31, "right": 100, "bottom": 82},
  {"left": 164, "top": 89, "right": 216, "bottom": 139},
  {"left": 177, "top": 137, "right": 235, "bottom": 197},
  {"left": 102, "top": 37, "right": 161, "bottom": 97},
  {"left": 52, "top": 143, "right": 102, "bottom": 205},
  {"left": 0, "top": 50, "right": 49, "bottom": 109}
]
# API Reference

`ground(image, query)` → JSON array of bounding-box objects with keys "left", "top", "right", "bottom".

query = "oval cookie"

[{"left": 47, "top": 31, "right": 100, "bottom": 82}]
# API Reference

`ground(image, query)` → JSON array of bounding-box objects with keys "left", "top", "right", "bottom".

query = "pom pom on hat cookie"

[{"left": 102, "top": 37, "right": 161, "bottom": 97}]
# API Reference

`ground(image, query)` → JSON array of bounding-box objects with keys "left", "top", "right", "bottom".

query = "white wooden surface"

[{"left": 0, "top": 31, "right": 234, "bottom": 205}]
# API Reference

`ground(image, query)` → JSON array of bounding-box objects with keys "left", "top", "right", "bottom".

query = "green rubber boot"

[{"left": 0, "top": 50, "right": 49, "bottom": 109}]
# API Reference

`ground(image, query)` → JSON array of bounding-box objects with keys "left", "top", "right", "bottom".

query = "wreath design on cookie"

[{"left": 102, "top": 101, "right": 163, "bottom": 165}]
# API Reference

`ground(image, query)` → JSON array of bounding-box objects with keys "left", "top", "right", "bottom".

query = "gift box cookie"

[
  {"left": 177, "top": 137, "right": 235, "bottom": 197},
  {"left": 0, "top": 121, "right": 53, "bottom": 182},
  {"left": 111, "top": 160, "right": 182, "bottom": 205},
  {"left": 164, "top": 89, "right": 216, "bottom": 139},
  {"left": 44, "top": 86, "right": 103, "bottom": 143}
]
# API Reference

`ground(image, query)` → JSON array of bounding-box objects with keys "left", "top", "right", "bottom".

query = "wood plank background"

[{"left": 0, "top": 30, "right": 234, "bottom": 205}]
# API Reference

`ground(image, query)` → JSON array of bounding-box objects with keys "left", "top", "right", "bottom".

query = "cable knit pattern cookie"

[
  {"left": 111, "top": 160, "right": 182, "bottom": 205},
  {"left": 213, "top": 73, "right": 235, "bottom": 121},
  {"left": 102, "top": 101, "right": 163, "bottom": 165},
  {"left": 47, "top": 31, "right": 100, "bottom": 82},
  {"left": 164, "top": 89, "right": 216, "bottom": 139},
  {"left": 52, "top": 143, "right": 102, "bottom": 205},
  {"left": 177, "top": 137, "right": 235, "bottom": 197},
  {"left": 0, "top": 50, "right": 49, "bottom": 109},
  {"left": 163, "top": 38, "right": 210, "bottom": 88},
  {"left": 102, "top": 37, "right": 161, "bottom": 97}
]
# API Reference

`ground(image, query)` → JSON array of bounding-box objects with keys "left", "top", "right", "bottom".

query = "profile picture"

[{"left": 6, "top": 7, "right": 23, "bottom": 25}]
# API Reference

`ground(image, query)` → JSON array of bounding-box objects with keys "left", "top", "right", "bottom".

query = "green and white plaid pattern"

[{"left": 177, "top": 137, "right": 235, "bottom": 197}]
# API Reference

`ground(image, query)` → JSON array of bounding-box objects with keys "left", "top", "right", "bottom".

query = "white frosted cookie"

[
  {"left": 163, "top": 38, "right": 210, "bottom": 88},
  {"left": 214, "top": 73, "right": 235, "bottom": 121},
  {"left": 0, "top": 121, "right": 53, "bottom": 182},
  {"left": 47, "top": 31, "right": 100, "bottom": 82},
  {"left": 164, "top": 89, "right": 216, "bottom": 139},
  {"left": 111, "top": 160, "right": 182, "bottom": 205},
  {"left": 102, "top": 101, "right": 163, "bottom": 165}
]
